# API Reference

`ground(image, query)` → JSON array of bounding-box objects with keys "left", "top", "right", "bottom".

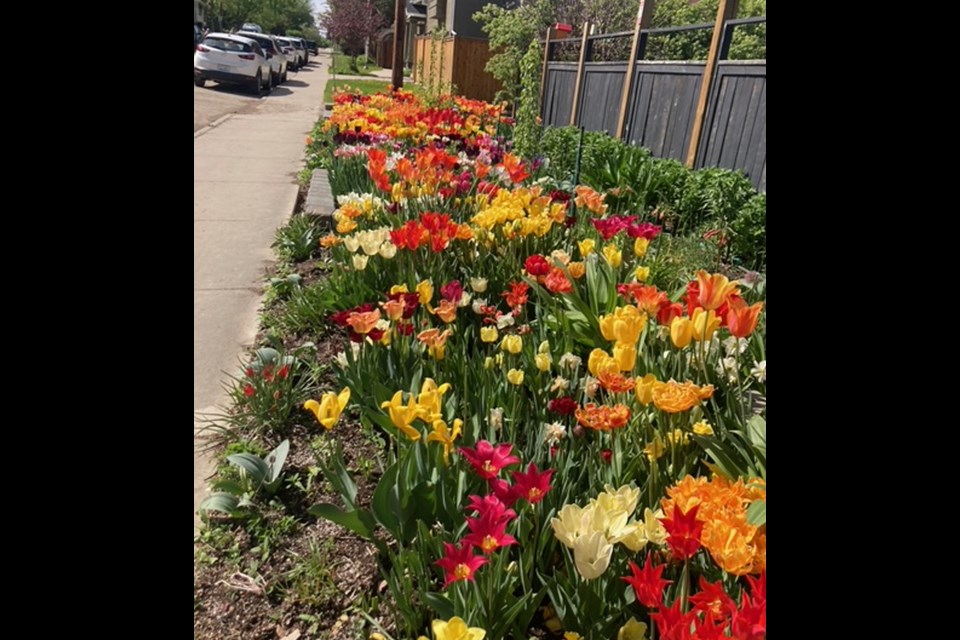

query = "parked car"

[
  {"left": 274, "top": 37, "right": 302, "bottom": 70},
  {"left": 306, "top": 40, "right": 318, "bottom": 56},
  {"left": 288, "top": 37, "right": 308, "bottom": 66},
  {"left": 241, "top": 23, "right": 263, "bottom": 33},
  {"left": 194, "top": 33, "right": 273, "bottom": 96},
  {"left": 237, "top": 31, "right": 288, "bottom": 84}
]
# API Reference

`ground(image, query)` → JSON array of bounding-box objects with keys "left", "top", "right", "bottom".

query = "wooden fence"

[
  {"left": 412, "top": 36, "right": 502, "bottom": 103},
  {"left": 540, "top": 16, "right": 766, "bottom": 191}
]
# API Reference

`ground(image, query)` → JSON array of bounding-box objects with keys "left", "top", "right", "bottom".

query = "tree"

[
  {"left": 647, "top": 0, "right": 766, "bottom": 61},
  {"left": 320, "top": 0, "right": 386, "bottom": 56},
  {"left": 205, "top": 0, "right": 315, "bottom": 34},
  {"left": 474, "top": 0, "right": 553, "bottom": 104}
]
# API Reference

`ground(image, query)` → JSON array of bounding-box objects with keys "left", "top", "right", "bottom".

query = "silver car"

[
  {"left": 194, "top": 33, "right": 273, "bottom": 96},
  {"left": 274, "top": 37, "right": 302, "bottom": 71}
]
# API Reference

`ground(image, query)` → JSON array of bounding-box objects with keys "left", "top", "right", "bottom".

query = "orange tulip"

[
  {"left": 695, "top": 270, "right": 740, "bottom": 311},
  {"left": 346, "top": 309, "right": 381, "bottom": 335},
  {"left": 726, "top": 300, "right": 764, "bottom": 338}
]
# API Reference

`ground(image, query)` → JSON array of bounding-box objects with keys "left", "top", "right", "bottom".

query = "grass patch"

[
  {"left": 323, "top": 79, "right": 393, "bottom": 104},
  {"left": 331, "top": 53, "right": 382, "bottom": 76}
]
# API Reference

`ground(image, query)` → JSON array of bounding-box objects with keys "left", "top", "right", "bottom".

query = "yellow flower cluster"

[
  {"left": 550, "top": 485, "right": 667, "bottom": 580},
  {"left": 635, "top": 375, "right": 714, "bottom": 414},
  {"left": 380, "top": 379, "right": 462, "bottom": 463},
  {"left": 662, "top": 475, "right": 767, "bottom": 575},
  {"left": 470, "top": 186, "right": 567, "bottom": 240}
]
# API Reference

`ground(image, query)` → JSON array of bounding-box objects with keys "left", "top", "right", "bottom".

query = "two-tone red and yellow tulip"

[{"left": 695, "top": 270, "right": 740, "bottom": 310}]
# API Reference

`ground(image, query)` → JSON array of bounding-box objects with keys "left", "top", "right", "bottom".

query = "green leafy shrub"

[
  {"left": 730, "top": 192, "right": 766, "bottom": 270},
  {"left": 274, "top": 215, "right": 322, "bottom": 262}
]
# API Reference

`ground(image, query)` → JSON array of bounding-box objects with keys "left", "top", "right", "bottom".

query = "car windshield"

[{"left": 203, "top": 37, "right": 253, "bottom": 53}]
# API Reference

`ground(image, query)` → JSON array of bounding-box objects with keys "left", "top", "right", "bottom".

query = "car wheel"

[
  {"left": 195, "top": 77, "right": 206, "bottom": 88},
  {"left": 252, "top": 70, "right": 263, "bottom": 97}
]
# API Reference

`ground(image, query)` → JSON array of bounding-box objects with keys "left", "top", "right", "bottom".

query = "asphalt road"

[{"left": 193, "top": 51, "right": 330, "bottom": 131}]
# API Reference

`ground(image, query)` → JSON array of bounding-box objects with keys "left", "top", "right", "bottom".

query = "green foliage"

[
  {"left": 328, "top": 153, "right": 375, "bottom": 197},
  {"left": 199, "top": 440, "right": 291, "bottom": 517},
  {"left": 274, "top": 214, "right": 322, "bottom": 262},
  {"left": 647, "top": 0, "right": 766, "bottom": 61},
  {"left": 729, "top": 192, "right": 766, "bottom": 271},
  {"left": 332, "top": 53, "right": 381, "bottom": 76},
  {"left": 675, "top": 167, "right": 755, "bottom": 235},
  {"left": 205, "top": 0, "right": 315, "bottom": 35},
  {"left": 282, "top": 538, "right": 340, "bottom": 607},
  {"left": 513, "top": 40, "right": 543, "bottom": 160},
  {"left": 474, "top": 0, "right": 553, "bottom": 103},
  {"left": 323, "top": 79, "right": 392, "bottom": 105},
  {"left": 539, "top": 126, "right": 582, "bottom": 181}
]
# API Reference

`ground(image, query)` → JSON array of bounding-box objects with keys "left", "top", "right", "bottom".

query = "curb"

[{"left": 194, "top": 113, "right": 235, "bottom": 138}]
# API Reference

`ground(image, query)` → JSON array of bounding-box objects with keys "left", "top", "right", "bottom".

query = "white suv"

[
  {"left": 194, "top": 33, "right": 273, "bottom": 96},
  {"left": 237, "top": 32, "right": 288, "bottom": 85}
]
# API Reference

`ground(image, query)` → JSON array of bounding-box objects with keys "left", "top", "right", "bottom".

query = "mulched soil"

[{"left": 194, "top": 210, "right": 388, "bottom": 639}]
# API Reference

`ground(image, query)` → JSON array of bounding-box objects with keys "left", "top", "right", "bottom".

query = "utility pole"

[{"left": 392, "top": 0, "right": 404, "bottom": 89}]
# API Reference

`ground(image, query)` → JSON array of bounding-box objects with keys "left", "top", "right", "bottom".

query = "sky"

[{"left": 311, "top": 0, "right": 328, "bottom": 16}]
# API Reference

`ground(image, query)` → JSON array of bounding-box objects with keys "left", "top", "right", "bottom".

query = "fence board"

[
  {"left": 698, "top": 62, "right": 766, "bottom": 191},
  {"left": 626, "top": 63, "right": 704, "bottom": 161},
  {"left": 578, "top": 62, "right": 627, "bottom": 135},
  {"left": 542, "top": 63, "right": 578, "bottom": 128}
]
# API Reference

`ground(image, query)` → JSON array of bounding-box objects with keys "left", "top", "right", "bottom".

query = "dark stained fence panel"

[
  {"left": 624, "top": 62, "right": 704, "bottom": 161},
  {"left": 542, "top": 63, "right": 578, "bottom": 128},
  {"left": 698, "top": 62, "right": 766, "bottom": 191},
  {"left": 577, "top": 62, "right": 627, "bottom": 135}
]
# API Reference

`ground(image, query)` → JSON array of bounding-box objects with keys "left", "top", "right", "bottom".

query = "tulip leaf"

[
  {"left": 746, "top": 499, "right": 766, "bottom": 526},
  {"left": 211, "top": 479, "right": 247, "bottom": 495},
  {"left": 315, "top": 442, "right": 358, "bottom": 509},
  {"left": 308, "top": 503, "right": 375, "bottom": 540},
  {"left": 199, "top": 493, "right": 240, "bottom": 515},
  {"left": 371, "top": 462, "right": 401, "bottom": 536},
  {"left": 422, "top": 591, "right": 454, "bottom": 620},
  {"left": 227, "top": 453, "right": 269, "bottom": 487},
  {"left": 263, "top": 439, "right": 290, "bottom": 493}
]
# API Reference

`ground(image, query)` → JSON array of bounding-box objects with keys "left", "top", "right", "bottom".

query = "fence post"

[
  {"left": 569, "top": 22, "right": 591, "bottom": 126},
  {"left": 539, "top": 29, "right": 552, "bottom": 115},
  {"left": 615, "top": 1, "right": 657, "bottom": 140},
  {"left": 685, "top": 0, "right": 739, "bottom": 168}
]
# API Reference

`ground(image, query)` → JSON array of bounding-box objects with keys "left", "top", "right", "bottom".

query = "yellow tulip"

[
  {"left": 380, "top": 390, "right": 422, "bottom": 441},
  {"left": 416, "top": 378, "right": 452, "bottom": 423},
  {"left": 588, "top": 348, "right": 611, "bottom": 377},
  {"left": 431, "top": 617, "right": 486, "bottom": 640},
  {"left": 535, "top": 353, "right": 552, "bottom": 372},
  {"left": 480, "top": 326, "right": 498, "bottom": 343},
  {"left": 613, "top": 307, "right": 646, "bottom": 344},
  {"left": 633, "top": 237, "right": 649, "bottom": 258},
  {"left": 426, "top": 418, "right": 462, "bottom": 465},
  {"left": 613, "top": 343, "right": 636, "bottom": 372},
  {"left": 692, "top": 307, "right": 721, "bottom": 342},
  {"left": 634, "top": 266, "right": 650, "bottom": 282},
  {"left": 670, "top": 316, "right": 694, "bottom": 348},
  {"left": 501, "top": 334, "right": 523, "bottom": 354},
  {"left": 303, "top": 387, "right": 351, "bottom": 430},
  {"left": 538, "top": 340, "right": 551, "bottom": 354},
  {"left": 578, "top": 238, "right": 596, "bottom": 257},
  {"left": 618, "top": 617, "right": 648, "bottom": 640},
  {"left": 602, "top": 244, "right": 622, "bottom": 268},
  {"left": 635, "top": 374, "right": 657, "bottom": 406},
  {"left": 507, "top": 368, "right": 525, "bottom": 385},
  {"left": 484, "top": 356, "right": 495, "bottom": 369},
  {"left": 416, "top": 280, "right": 434, "bottom": 306},
  {"left": 389, "top": 283, "right": 409, "bottom": 295}
]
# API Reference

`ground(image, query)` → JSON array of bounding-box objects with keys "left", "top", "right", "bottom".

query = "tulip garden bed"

[{"left": 194, "top": 89, "right": 767, "bottom": 640}]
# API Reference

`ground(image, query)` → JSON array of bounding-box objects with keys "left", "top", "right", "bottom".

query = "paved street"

[{"left": 193, "top": 51, "right": 330, "bottom": 528}]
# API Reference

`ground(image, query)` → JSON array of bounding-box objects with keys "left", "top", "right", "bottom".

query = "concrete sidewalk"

[{"left": 194, "top": 55, "right": 331, "bottom": 529}]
